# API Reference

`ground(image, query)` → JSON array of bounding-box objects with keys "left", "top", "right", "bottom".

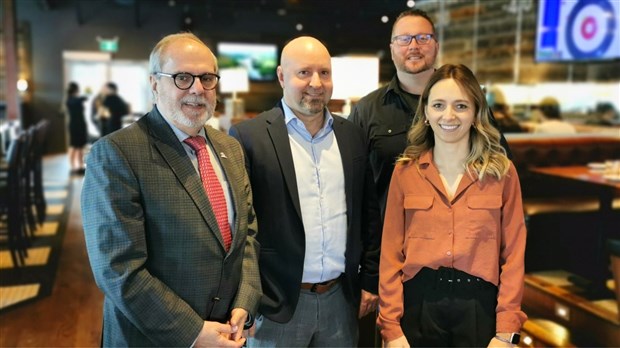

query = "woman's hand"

[{"left": 385, "top": 335, "right": 411, "bottom": 348}]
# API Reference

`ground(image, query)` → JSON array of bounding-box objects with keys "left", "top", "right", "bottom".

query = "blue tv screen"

[
  {"left": 217, "top": 42, "right": 278, "bottom": 81},
  {"left": 535, "top": 0, "right": 620, "bottom": 62}
]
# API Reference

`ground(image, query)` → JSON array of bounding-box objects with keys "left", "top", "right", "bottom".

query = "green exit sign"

[{"left": 99, "top": 39, "right": 118, "bottom": 53}]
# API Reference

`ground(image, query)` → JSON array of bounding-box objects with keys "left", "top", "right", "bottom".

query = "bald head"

[
  {"left": 277, "top": 36, "right": 333, "bottom": 120},
  {"left": 281, "top": 36, "right": 331, "bottom": 68}
]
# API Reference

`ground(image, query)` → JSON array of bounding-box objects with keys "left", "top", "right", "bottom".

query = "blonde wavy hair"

[{"left": 398, "top": 64, "right": 510, "bottom": 181}]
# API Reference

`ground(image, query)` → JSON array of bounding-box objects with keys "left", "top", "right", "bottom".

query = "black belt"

[
  {"left": 301, "top": 277, "right": 340, "bottom": 294},
  {"left": 415, "top": 267, "right": 496, "bottom": 291},
  {"left": 436, "top": 266, "right": 485, "bottom": 284}
]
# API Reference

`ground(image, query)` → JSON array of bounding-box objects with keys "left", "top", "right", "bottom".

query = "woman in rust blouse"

[{"left": 379, "top": 64, "right": 527, "bottom": 348}]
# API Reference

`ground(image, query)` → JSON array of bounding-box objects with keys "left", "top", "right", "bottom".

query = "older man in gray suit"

[{"left": 81, "top": 33, "right": 261, "bottom": 347}]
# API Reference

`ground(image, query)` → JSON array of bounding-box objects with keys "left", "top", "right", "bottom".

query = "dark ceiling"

[{"left": 37, "top": 0, "right": 424, "bottom": 55}]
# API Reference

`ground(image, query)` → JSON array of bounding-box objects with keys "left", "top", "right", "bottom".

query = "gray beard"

[{"left": 171, "top": 108, "right": 214, "bottom": 129}]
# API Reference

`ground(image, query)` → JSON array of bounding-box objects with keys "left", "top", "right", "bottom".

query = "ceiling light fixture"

[{"left": 17, "top": 79, "right": 28, "bottom": 92}]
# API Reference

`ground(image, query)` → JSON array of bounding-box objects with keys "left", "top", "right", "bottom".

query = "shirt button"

[
  {"left": 387, "top": 129, "right": 392, "bottom": 134},
  {"left": 448, "top": 230, "right": 453, "bottom": 235},
  {"left": 446, "top": 251, "right": 452, "bottom": 256}
]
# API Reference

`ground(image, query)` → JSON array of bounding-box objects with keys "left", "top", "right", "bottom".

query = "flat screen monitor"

[
  {"left": 217, "top": 42, "right": 278, "bottom": 81},
  {"left": 535, "top": 0, "right": 620, "bottom": 62}
]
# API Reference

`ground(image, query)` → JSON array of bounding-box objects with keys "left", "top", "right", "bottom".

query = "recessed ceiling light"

[{"left": 17, "top": 79, "right": 28, "bottom": 92}]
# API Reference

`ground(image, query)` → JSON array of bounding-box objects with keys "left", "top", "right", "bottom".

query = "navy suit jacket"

[{"left": 230, "top": 104, "right": 381, "bottom": 323}]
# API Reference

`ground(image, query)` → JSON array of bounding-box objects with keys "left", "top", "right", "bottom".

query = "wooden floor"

[{"left": 0, "top": 154, "right": 103, "bottom": 347}]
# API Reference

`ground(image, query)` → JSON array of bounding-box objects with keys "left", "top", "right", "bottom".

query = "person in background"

[
  {"left": 91, "top": 85, "right": 106, "bottom": 137},
  {"left": 100, "top": 82, "right": 130, "bottom": 135},
  {"left": 492, "top": 103, "right": 524, "bottom": 133},
  {"left": 64, "top": 81, "right": 88, "bottom": 175},
  {"left": 81, "top": 32, "right": 261, "bottom": 347},
  {"left": 229, "top": 36, "right": 381, "bottom": 347},
  {"left": 379, "top": 64, "right": 527, "bottom": 347},
  {"left": 533, "top": 97, "right": 576, "bottom": 134},
  {"left": 487, "top": 87, "right": 523, "bottom": 133},
  {"left": 586, "top": 102, "right": 620, "bottom": 126},
  {"left": 350, "top": 8, "right": 512, "bottom": 217}
]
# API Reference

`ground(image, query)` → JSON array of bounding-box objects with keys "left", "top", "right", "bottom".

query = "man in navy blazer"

[{"left": 230, "top": 36, "right": 381, "bottom": 347}]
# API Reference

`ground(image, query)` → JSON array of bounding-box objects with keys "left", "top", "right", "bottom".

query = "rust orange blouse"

[{"left": 378, "top": 151, "right": 527, "bottom": 342}]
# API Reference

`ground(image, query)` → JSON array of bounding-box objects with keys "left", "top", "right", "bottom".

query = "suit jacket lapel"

[
  {"left": 332, "top": 118, "right": 353, "bottom": 224},
  {"left": 145, "top": 108, "right": 225, "bottom": 249},
  {"left": 265, "top": 109, "right": 303, "bottom": 221}
]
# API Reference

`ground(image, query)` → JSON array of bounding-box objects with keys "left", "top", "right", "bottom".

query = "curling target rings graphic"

[{"left": 566, "top": 0, "right": 616, "bottom": 59}]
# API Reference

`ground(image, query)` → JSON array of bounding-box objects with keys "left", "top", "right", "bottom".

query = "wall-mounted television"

[
  {"left": 535, "top": 0, "right": 620, "bottom": 62},
  {"left": 217, "top": 42, "right": 278, "bottom": 81}
]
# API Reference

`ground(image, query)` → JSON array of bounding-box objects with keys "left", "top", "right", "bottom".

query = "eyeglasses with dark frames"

[
  {"left": 154, "top": 72, "right": 220, "bottom": 90},
  {"left": 391, "top": 34, "right": 435, "bottom": 46}
]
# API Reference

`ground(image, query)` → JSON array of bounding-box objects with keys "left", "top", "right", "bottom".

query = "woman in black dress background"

[{"left": 65, "top": 82, "right": 87, "bottom": 174}]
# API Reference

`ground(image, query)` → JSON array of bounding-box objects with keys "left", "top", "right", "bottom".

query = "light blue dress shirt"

[{"left": 281, "top": 100, "right": 347, "bottom": 283}]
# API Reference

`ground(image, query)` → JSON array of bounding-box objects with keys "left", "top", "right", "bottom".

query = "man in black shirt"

[
  {"left": 350, "top": 9, "right": 511, "bottom": 216},
  {"left": 101, "top": 82, "right": 129, "bottom": 136}
]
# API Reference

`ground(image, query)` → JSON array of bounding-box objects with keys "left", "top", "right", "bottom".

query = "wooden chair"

[
  {"left": 28, "top": 120, "right": 50, "bottom": 225},
  {"left": 19, "top": 128, "right": 38, "bottom": 239},
  {"left": 0, "top": 133, "right": 29, "bottom": 266}
]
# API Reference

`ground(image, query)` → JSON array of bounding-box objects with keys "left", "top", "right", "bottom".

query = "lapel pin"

[{"left": 220, "top": 152, "right": 227, "bottom": 159}]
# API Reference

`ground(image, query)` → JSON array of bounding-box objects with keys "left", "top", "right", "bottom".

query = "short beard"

[
  {"left": 401, "top": 60, "right": 434, "bottom": 75},
  {"left": 171, "top": 104, "right": 215, "bottom": 129},
  {"left": 300, "top": 97, "right": 326, "bottom": 115},
  {"left": 394, "top": 50, "right": 437, "bottom": 76}
]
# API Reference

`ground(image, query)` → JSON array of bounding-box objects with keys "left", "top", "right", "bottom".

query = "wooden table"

[{"left": 530, "top": 165, "right": 620, "bottom": 297}]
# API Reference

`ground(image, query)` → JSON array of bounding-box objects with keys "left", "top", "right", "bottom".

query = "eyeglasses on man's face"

[
  {"left": 391, "top": 34, "right": 435, "bottom": 46},
  {"left": 155, "top": 72, "right": 220, "bottom": 90}
]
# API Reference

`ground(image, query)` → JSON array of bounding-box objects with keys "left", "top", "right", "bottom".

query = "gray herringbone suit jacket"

[{"left": 82, "top": 107, "right": 261, "bottom": 347}]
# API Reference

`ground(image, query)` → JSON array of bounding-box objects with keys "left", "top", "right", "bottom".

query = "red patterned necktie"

[{"left": 184, "top": 136, "right": 232, "bottom": 251}]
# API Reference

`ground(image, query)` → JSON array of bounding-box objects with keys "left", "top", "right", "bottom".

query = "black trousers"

[{"left": 401, "top": 267, "right": 498, "bottom": 347}]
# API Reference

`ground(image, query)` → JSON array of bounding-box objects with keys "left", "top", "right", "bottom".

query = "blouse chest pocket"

[
  {"left": 466, "top": 195, "right": 502, "bottom": 239},
  {"left": 404, "top": 195, "right": 435, "bottom": 240}
]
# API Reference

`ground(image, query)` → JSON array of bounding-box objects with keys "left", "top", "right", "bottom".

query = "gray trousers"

[{"left": 248, "top": 282, "right": 358, "bottom": 347}]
